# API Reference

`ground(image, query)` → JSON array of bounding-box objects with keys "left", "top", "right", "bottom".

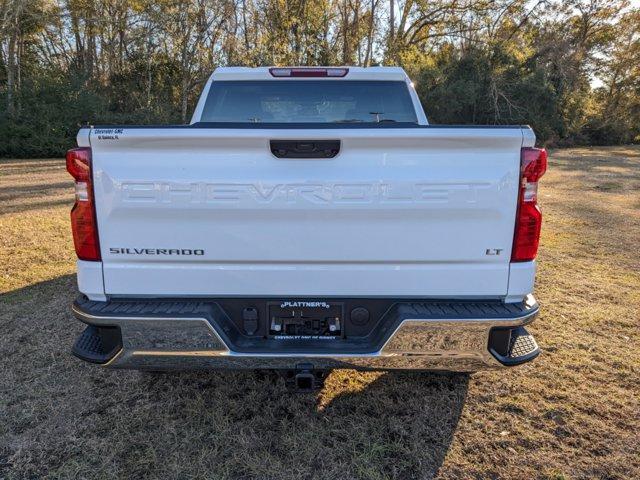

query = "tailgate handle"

[{"left": 270, "top": 140, "right": 340, "bottom": 159}]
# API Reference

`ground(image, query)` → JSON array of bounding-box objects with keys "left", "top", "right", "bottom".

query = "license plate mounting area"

[{"left": 268, "top": 301, "right": 344, "bottom": 339}]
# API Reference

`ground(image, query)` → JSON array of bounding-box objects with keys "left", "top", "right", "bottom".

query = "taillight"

[
  {"left": 512, "top": 147, "right": 548, "bottom": 262},
  {"left": 269, "top": 67, "right": 349, "bottom": 77},
  {"left": 66, "top": 147, "right": 101, "bottom": 261}
]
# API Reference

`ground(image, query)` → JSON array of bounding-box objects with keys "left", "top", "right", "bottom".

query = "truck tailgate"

[{"left": 89, "top": 127, "right": 524, "bottom": 297}]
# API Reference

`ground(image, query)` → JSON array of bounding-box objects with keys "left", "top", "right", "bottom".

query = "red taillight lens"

[
  {"left": 512, "top": 147, "right": 547, "bottom": 262},
  {"left": 522, "top": 147, "right": 548, "bottom": 183},
  {"left": 66, "top": 147, "right": 101, "bottom": 261}
]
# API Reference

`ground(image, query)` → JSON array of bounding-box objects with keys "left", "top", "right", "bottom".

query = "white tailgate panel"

[{"left": 91, "top": 128, "right": 523, "bottom": 297}]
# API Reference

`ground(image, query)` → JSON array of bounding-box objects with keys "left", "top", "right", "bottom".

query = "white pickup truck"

[{"left": 67, "top": 66, "right": 545, "bottom": 388}]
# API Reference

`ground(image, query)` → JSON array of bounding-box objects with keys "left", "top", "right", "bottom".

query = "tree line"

[{"left": 1, "top": 0, "right": 638, "bottom": 157}]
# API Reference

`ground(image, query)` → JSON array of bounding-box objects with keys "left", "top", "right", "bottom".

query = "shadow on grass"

[
  {"left": 549, "top": 147, "right": 640, "bottom": 180},
  {"left": 0, "top": 181, "right": 71, "bottom": 197},
  {"left": 139, "top": 368, "right": 468, "bottom": 477},
  {"left": 0, "top": 196, "right": 73, "bottom": 215},
  {"left": 1, "top": 276, "right": 468, "bottom": 479}
]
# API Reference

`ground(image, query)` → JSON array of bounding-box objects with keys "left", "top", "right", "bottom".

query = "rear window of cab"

[{"left": 201, "top": 80, "right": 418, "bottom": 124}]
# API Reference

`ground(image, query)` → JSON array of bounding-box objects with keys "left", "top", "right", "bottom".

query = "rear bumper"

[{"left": 71, "top": 295, "right": 540, "bottom": 372}]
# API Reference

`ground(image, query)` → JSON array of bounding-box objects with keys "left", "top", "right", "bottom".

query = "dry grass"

[{"left": 1, "top": 148, "right": 639, "bottom": 479}]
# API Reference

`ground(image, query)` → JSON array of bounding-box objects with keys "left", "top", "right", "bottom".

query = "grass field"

[{"left": 1, "top": 147, "right": 639, "bottom": 479}]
